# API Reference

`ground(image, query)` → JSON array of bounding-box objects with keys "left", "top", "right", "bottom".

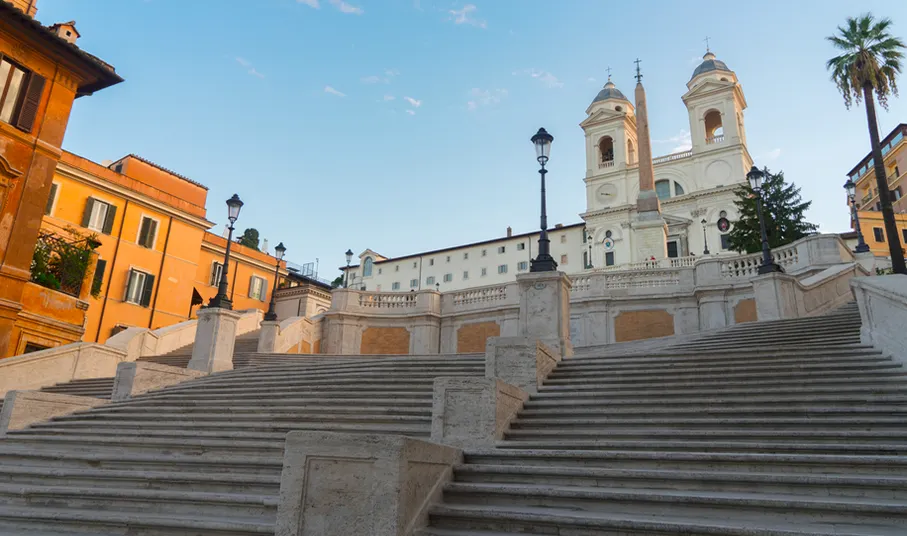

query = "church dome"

[
  {"left": 591, "top": 80, "right": 628, "bottom": 104},
  {"left": 691, "top": 52, "right": 733, "bottom": 80}
]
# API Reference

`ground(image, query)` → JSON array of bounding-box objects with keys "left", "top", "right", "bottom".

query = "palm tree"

[{"left": 827, "top": 14, "right": 906, "bottom": 274}]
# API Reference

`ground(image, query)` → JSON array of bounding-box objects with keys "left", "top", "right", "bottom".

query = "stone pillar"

[
  {"left": 515, "top": 271, "right": 573, "bottom": 357},
  {"left": 698, "top": 293, "right": 729, "bottom": 331},
  {"left": 258, "top": 320, "right": 280, "bottom": 353},
  {"left": 111, "top": 362, "right": 206, "bottom": 401},
  {"left": 276, "top": 431, "right": 462, "bottom": 536},
  {"left": 485, "top": 337, "right": 560, "bottom": 395},
  {"left": 1, "top": 391, "right": 105, "bottom": 435},
  {"left": 752, "top": 271, "right": 799, "bottom": 321},
  {"left": 631, "top": 216, "right": 669, "bottom": 262},
  {"left": 431, "top": 377, "right": 528, "bottom": 448},
  {"left": 187, "top": 307, "right": 242, "bottom": 373},
  {"left": 851, "top": 275, "right": 907, "bottom": 366}
]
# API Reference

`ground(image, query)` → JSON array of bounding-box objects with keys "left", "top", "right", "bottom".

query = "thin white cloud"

[
  {"left": 587, "top": 77, "right": 597, "bottom": 83},
  {"left": 765, "top": 148, "right": 782, "bottom": 160},
  {"left": 449, "top": 4, "right": 486, "bottom": 28},
  {"left": 297, "top": 0, "right": 319, "bottom": 7},
  {"left": 403, "top": 96, "right": 422, "bottom": 108},
  {"left": 235, "top": 57, "right": 264, "bottom": 78},
  {"left": 248, "top": 68, "right": 265, "bottom": 79},
  {"left": 383, "top": 95, "right": 395, "bottom": 101},
  {"left": 330, "top": 0, "right": 363, "bottom": 14},
  {"left": 361, "top": 69, "right": 399, "bottom": 84},
  {"left": 466, "top": 88, "right": 507, "bottom": 111},
  {"left": 405, "top": 109, "right": 416, "bottom": 115},
  {"left": 653, "top": 129, "right": 692, "bottom": 153},
  {"left": 513, "top": 68, "right": 563, "bottom": 88},
  {"left": 361, "top": 75, "right": 383, "bottom": 84},
  {"left": 235, "top": 57, "right": 251, "bottom": 68},
  {"left": 324, "top": 85, "right": 347, "bottom": 97}
]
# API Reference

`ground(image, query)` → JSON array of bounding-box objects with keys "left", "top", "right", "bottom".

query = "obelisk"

[{"left": 631, "top": 59, "right": 668, "bottom": 261}]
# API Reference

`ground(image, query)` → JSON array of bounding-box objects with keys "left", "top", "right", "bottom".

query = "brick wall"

[
  {"left": 360, "top": 327, "right": 410, "bottom": 355},
  {"left": 456, "top": 321, "right": 501, "bottom": 353},
  {"left": 734, "top": 298, "right": 757, "bottom": 324},
  {"left": 614, "top": 309, "right": 674, "bottom": 343}
]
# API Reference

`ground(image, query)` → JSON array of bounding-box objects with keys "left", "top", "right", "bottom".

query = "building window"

[
  {"left": 674, "top": 182, "right": 685, "bottom": 196},
  {"left": 45, "top": 183, "right": 59, "bottom": 216},
  {"left": 463, "top": 252, "right": 469, "bottom": 260},
  {"left": 605, "top": 251, "right": 615, "bottom": 266},
  {"left": 498, "top": 246, "right": 506, "bottom": 254},
  {"left": 446, "top": 256, "right": 451, "bottom": 263},
  {"left": 560, "top": 235, "right": 567, "bottom": 244},
  {"left": 517, "top": 261, "right": 528, "bottom": 271},
  {"left": 378, "top": 268, "right": 382, "bottom": 275},
  {"left": 560, "top": 254, "right": 568, "bottom": 265},
  {"left": 463, "top": 271, "right": 469, "bottom": 280},
  {"left": 443, "top": 273, "right": 453, "bottom": 282},
  {"left": 667, "top": 241, "right": 679, "bottom": 258},
  {"left": 410, "top": 279, "right": 418, "bottom": 288},
  {"left": 392, "top": 282, "right": 401, "bottom": 290},
  {"left": 605, "top": 230, "right": 613, "bottom": 238},
  {"left": 481, "top": 267, "right": 487, "bottom": 277},
  {"left": 249, "top": 275, "right": 267, "bottom": 301},
  {"left": 517, "top": 243, "right": 525, "bottom": 251},
  {"left": 137, "top": 216, "right": 158, "bottom": 249},
  {"left": 497, "top": 264, "right": 508, "bottom": 274},
  {"left": 209, "top": 262, "right": 224, "bottom": 286},
  {"left": 363, "top": 257, "right": 374, "bottom": 277},
  {"left": 583, "top": 251, "right": 589, "bottom": 269},
  {"left": 720, "top": 234, "right": 731, "bottom": 250},
  {"left": 82, "top": 198, "right": 116, "bottom": 234},
  {"left": 481, "top": 249, "right": 487, "bottom": 257},
  {"left": 429, "top": 259, "right": 434, "bottom": 266},
  {"left": 873, "top": 227, "right": 885, "bottom": 242},
  {"left": 655, "top": 180, "right": 672, "bottom": 200},
  {"left": 413, "top": 261, "right": 417, "bottom": 268},
  {"left": 426, "top": 276, "right": 435, "bottom": 285},
  {"left": 0, "top": 57, "right": 45, "bottom": 132},
  {"left": 395, "top": 265, "right": 399, "bottom": 272},
  {"left": 91, "top": 259, "right": 107, "bottom": 296},
  {"left": 124, "top": 269, "right": 154, "bottom": 307}
]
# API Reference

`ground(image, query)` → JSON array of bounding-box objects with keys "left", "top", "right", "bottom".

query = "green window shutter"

[
  {"left": 81, "top": 198, "right": 95, "bottom": 228},
  {"left": 14, "top": 72, "right": 45, "bottom": 133},
  {"left": 140, "top": 273, "right": 155, "bottom": 307},
  {"left": 124, "top": 269, "right": 135, "bottom": 301},
  {"left": 102, "top": 204, "right": 117, "bottom": 235},
  {"left": 148, "top": 219, "right": 158, "bottom": 248},
  {"left": 91, "top": 259, "right": 106, "bottom": 296},
  {"left": 210, "top": 263, "right": 220, "bottom": 286},
  {"left": 44, "top": 183, "right": 57, "bottom": 215},
  {"left": 138, "top": 219, "right": 149, "bottom": 247}
]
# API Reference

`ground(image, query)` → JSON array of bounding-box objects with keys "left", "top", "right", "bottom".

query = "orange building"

[
  {"left": 0, "top": 1, "right": 122, "bottom": 356},
  {"left": 43, "top": 152, "right": 287, "bottom": 344}
]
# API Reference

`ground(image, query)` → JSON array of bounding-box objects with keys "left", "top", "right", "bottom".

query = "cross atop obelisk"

[{"left": 634, "top": 58, "right": 642, "bottom": 82}]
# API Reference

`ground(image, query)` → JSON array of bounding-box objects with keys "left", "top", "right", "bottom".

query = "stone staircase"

[
  {"left": 0, "top": 353, "right": 483, "bottom": 534},
  {"left": 421, "top": 303, "right": 907, "bottom": 535}
]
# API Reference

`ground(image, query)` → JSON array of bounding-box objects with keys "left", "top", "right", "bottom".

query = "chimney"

[
  {"left": 262, "top": 238, "right": 269, "bottom": 254},
  {"left": 506, "top": 226, "right": 512, "bottom": 237},
  {"left": 555, "top": 223, "right": 563, "bottom": 229},
  {"left": 49, "top": 21, "right": 80, "bottom": 44}
]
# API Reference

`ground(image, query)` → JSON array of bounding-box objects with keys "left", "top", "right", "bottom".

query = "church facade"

[{"left": 343, "top": 51, "right": 754, "bottom": 292}]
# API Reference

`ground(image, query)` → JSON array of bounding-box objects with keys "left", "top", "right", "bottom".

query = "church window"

[
  {"left": 463, "top": 271, "right": 469, "bottom": 280},
  {"left": 413, "top": 262, "right": 417, "bottom": 268},
  {"left": 615, "top": 105, "right": 623, "bottom": 112},
  {"left": 517, "top": 243, "right": 525, "bottom": 251},
  {"left": 463, "top": 252, "right": 469, "bottom": 260},
  {"left": 605, "top": 230, "right": 612, "bottom": 238},
  {"left": 363, "top": 257, "right": 374, "bottom": 277},
  {"left": 560, "top": 235, "right": 567, "bottom": 244},
  {"left": 446, "top": 256, "right": 451, "bottom": 263},
  {"left": 429, "top": 259, "right": 434, "bottom": 266},
  {"left": 720, "top": 234, "right": 731, "bottom": 250},
  {"left": 627, "top": 139, "right": 636, "bottom": 165},
  {"left": 395, "top": 265, "right": 399, "bottom": 272},
  {"left": 378, "top": 268, "right": 382, "bottom": 275},
  {"left": 481, "top": 249, "right": 487, "bottom": 257},
  {"left": 605, "top": 252, "right": 615, "bottom": 266},
  {"left": 583, "top": 251, "right": 589, "bottom": 268},
  {"left": 674, "top": 182, "right": 685, "bottom": 196},
  {"left": 667, "top": 241, "right": 679, "bottom": 258},
  {"left": 598, "top": 136, "right": 614, "bottom": 164},
  {"left": 655, "top": 180, "right": 672, "bottom": 200},
  {"left": 498, "top": 246, "right": 506, "bottom": 254},
  {"left": 704, "top": 110, "right": 723, "bottom": 142}
]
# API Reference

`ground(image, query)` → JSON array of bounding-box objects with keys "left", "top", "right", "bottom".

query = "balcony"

[
  {"left": 706, "top": 134, "right": 725, "bottom": 145},
  {"left": 653, "top": 149, "right": 693, "bottom": 165},
  {"left": 598, "top": 160, "right": 615, "bottom": 169}
]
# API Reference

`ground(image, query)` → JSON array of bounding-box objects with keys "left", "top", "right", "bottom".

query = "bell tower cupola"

[
  {"left": 682, "top": 51, "right": 748, "bottom": 152},
  {"left": 581, "top": 77, "right": 637, "bottom": 176}
]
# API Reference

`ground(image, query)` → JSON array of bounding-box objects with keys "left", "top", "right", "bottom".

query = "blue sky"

[{"left": 38, "top": 0, "right": 907, "bottom": 278}]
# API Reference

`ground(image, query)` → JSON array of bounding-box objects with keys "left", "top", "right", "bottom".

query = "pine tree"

[
  {"left": 728, "top": 168, "right": 818, "bottom": 254},
  {"left": 238, "top": 228, "right": 260, "bottom": 251}
]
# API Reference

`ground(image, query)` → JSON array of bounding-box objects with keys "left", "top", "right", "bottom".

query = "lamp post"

[
  {"left": 746, "top": 166, "right": 782, "bottom": 274},
  {"left": 586, "top": 231, "right": 593, "bottom": 269},
  {"left": 208, "top": 194, "right": 244, "bottom": 309},
  {"left": 344, "top": 249, "right": 353, "bottom": 288},
  {"left": 264, "top": 242, "right": 286, "bottom": 321},
  {"left": 844, "top": 178, "right": 871, "bottom": 254},
  {"left": 529, "top": 127, "right": 557, "bottom": 272},
  {"left": 700, "top": 218, "right": 710, "bottom": 255}
]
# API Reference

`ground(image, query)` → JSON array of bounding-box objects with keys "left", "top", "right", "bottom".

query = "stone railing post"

[
  {"left": 187, "top": 307, "right": 242, "bottom": 373},
  {"left": 258, "top": 320, "right": 280, "bottom": 353},
  {"left": 485, "top": 337, "right": 560, "bottom": 395},
  {"left": 851, "top": 275, "right": 907, "bottom": 366},
  {"left": 515, "top": 271, "right": 573, "bottom": 357},
  {"left": 752, "top": 271, "right": 799, "bottom": 321},
  {"left": 431, "top": 377, "right": 528, "bottom": 448}
]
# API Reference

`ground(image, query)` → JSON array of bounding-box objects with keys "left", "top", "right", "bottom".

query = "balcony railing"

[
  {"left": 653, "top": 149, "right": 693, "bottom": 165},
  {"left": 706, "top": 134, "right": 725, "bottom": 145},
  {"left": 599, "top": 160, "right": 615, "bottom": 169}
]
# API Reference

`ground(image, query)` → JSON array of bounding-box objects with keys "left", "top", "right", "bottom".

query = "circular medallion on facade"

[
  {"left": 717, "top": 217, "right": 731, "bottom": 232},
  {"left": 603, "top": 237, "right": 615, "bottom": 251},
  {"left": 533, "top": 283, "right": 548, "bottom": 290}
]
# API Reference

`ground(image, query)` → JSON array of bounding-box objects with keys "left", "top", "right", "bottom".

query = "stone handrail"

[
  {"left": 653, "top": 149, "right": 693, "bottom": 165},
  {"left": 258, "top": 316, "right": 315, "bottom": 353},
  {"left": 0, "top": 343, "right": 127, "bottom": 398},
  {"left": 443, "top": 282, "right": 519, "bottom": 315},
  {"left": 328, "top": 288, "right": 440, "bottom": 317},
  {"left": 852, "top": 274, "right": 907, "bottom": 366},
  {"left": 753, "top": 262, "right": 868, "bottom": 321},
  {"left": 359, "top": 292, "right": 415, "bottom": 308}
]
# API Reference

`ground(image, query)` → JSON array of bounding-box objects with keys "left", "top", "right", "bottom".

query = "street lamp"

[
  {"left": 208, "top": 194, "right": 244, "bottom": 309},
  {"left": 344, "top": 249, "right": 353, "bottom": 288},
  {"left": 700, "top": 218, "right": 710, "bottom": 255},
  {"left": 586, "top": 231, "right": 593, "bottom": 269},
  {"left": 843, "top": 178, "right": 871, "bottom": 253},
  {"left": 746, "top": 166, "right": 782, "bottom": 274},
  {"left": 529, "top": 127, "right": 557, "bottom": 272},
  {"left": 264, "top": 242, "right": 286, "bottom": 321}
]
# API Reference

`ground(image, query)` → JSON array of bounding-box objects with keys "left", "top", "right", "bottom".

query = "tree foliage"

[
  {"left": 330, "top": 275, "right": 345, "bottom": 289},
  {"left": 238, "top": 228, "right": 260, "bottom": 251},
  {"left": 31, "top": 226, "right": 102, "bottom": 298},
  {"left": 728, "top": 168, "right": 818, "bottom": 254},
  {"left": 826, "top": 13, "right": 904, "bottom": 109}
]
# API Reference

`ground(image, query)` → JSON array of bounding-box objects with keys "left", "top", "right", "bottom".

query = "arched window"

[
  {"left": 627, "top": 139, "right": 636, "bottom": 165},
  {"left": 704, "top": 110, "right": 723, "bottom": 143},
  {"left": 598, "top": 136, "right": 614, "bottom": 166},
  {"left": 674, "top": 182, "right": 685, "bottom": 196},
  {"left": 363, "top": 257, "right": 374, "bottom": 277},
  {"left": 605, "top": 230, "right": 613, "bottom": 239},
  {"left": 655, "top": 180, "right": 672, "bottom": 200}
]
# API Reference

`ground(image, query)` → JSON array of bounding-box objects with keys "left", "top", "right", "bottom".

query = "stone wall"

[
  {"left": 613, "top": 309, "right": 675, "bottom": 342},
  {"left": 361, "top": 327, "right": 411, "bottom": 355},
  {"left": 734, "top": 298, "right": 757, "bottom": 324},
  {"left": 456, "top": 321, "right": 500, "bottom": 353}
]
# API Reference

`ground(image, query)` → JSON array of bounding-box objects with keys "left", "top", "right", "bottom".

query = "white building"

[{"left": 342, "top": 51, "right": 753, "bottom": 292}]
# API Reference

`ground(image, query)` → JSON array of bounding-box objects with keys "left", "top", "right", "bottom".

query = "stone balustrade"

[
  {"left": 653, "top": 149, "right": 693, "bottom": 165},
  {"left": 706, "top": 134, "right": 725, "bottom": 145}
]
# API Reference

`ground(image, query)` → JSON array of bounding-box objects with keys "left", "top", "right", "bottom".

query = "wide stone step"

[
  {"left": 463, "top": 449, "right": 907, "bottom": 476},
  {"left": 0, "top": 434, "right": 287, "bottom": 456},
  {"left": 672, "top": 334, "right": 862, "bottom": 350},
  {"left": 439, "top": 482, "right": 907, "bottom": 528},
  {"left": 510, "top": 415, "right": 907, "bottom": 430},
  {"left": 518, "top": 404, "right": 907, "bottom": 418},
  {"left": 85, "top": 405, "right": 431, "bottom": 417},
  {"left": 496, "top": 439, "right": 907, "bottom": 455},
  {"left": 24, "top": 420, "right": 430, "bottom": 438},
  {"left": 0, "top": 505, "right": 273, "bottom": 535},
  {"left": 539, "top": 376, "right": 907, "bottom": 392},
  {"left": 567, "top": 344, "right": 877, "bottom": 363},
  {"left": 555, "top": 353, "right": 890, "bottom": 372},
  {"left": 532, "top": 383, "right": 907, "bottom": 401},
  {"left": 50, "top": 412, "right": 432, "bottom": 426},
  {"left": 424, "top": 503, "right": 903, "bottom": 536},
  {"left": 0, "top": 483, "right": 277, "bottom": 519},
  {"left": 106, "top": 395, "right": 432, "bottom": 408},
  {"left": 504, "top": 428, "right": 907, "bottom": 443},
  {"left": 127, "top": 389, "right": 434, "bottom": 402},
  {"left": 524, "top": 393, "right": 907, "bottom": 410},
  {"left": 543, "top": 368, "right": 907, "bottom": 386},
  {"left": 452, "top": 464, "right": 907, "bottom": 499},
  {"left": 0, "top": 466, "right": 279, "bottom": 494}
]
